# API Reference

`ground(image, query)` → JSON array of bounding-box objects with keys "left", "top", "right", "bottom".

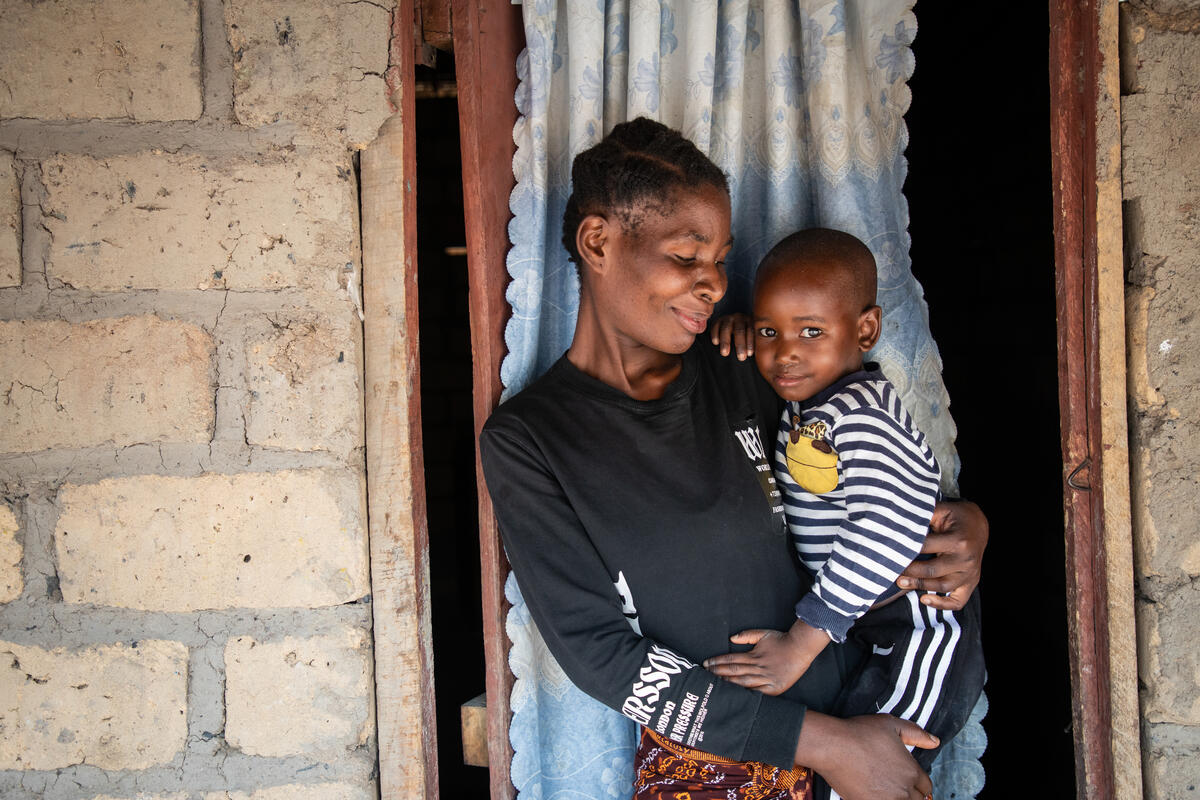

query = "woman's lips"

[{"left": 672, "top": 307, "right": 710, "bottom": 334}]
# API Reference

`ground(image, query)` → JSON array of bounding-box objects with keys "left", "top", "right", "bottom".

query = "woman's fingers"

[
  {"left": 895, "top": 719, "right": 936, "bottom": 799},
  {"left": 711, "top": 315, "right": 732, "bottom": 354},
  {"left": 733, "top": 316, "right": 753, "bottom": 359},
  {"left": 895, "top": 718, "right": 939, "bottom": 751},
  {"left": 898, "top": 500, "right": 987, "bottom": 606},
  {"left": 708, "top": 313, "right": 753, "bottom": 359}
]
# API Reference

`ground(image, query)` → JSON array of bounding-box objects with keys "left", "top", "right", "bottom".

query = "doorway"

[
  {"left": 440, "top": 2, "right": 1084, "bottom": 797},
  {"left": 416, "top": 52, "right": 491, "bottom": 799},
  {"left": 906, "top": 4, "right": 1076, "bottom": 797}
]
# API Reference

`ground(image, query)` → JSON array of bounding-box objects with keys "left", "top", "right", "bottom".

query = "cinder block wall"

[
  {"left": 0, "top": 1, "right": 393, "bottom": 797},
  {"left": 1120, "top": 0, "right": 1200, "bottom": 796}
]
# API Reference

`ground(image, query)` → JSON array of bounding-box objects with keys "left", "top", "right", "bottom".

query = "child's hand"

[
  {"left": 709, "top": 313, "right": 754, "bottom": 360},
  {"left": 702, "top": 620, "right": 831, "bottom": 696}
]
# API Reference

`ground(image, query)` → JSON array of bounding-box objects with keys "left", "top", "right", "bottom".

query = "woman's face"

[{"left": 592, "top": 183, "right": 733, "bottom": 356}]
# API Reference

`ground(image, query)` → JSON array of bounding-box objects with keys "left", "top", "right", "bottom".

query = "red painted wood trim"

[
  {"left": 389, "top": 1, "right": 442, "bottom": 797},
  {"left": 453, "top": 2, "right": 523, "bottom": 798},
  {"left": 1048, "top": 2, "right": 1114, "bottom": 798}
]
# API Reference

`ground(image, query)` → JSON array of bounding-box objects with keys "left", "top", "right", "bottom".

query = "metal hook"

[{"left": 1067, "top": 457, "right": 1091, "bottom": 491}]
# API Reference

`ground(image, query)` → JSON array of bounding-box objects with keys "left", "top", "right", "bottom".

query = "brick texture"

[
  {"left": 0, "top": 317, "right": 214, "bottom": 453},
  {"left": 1, "top": 152, "right": 18, "bottom": 287},
  {"left": 226, "top": 0, "right": 391, "bottom": 147},
  {"left": 0, "top": 505, "right": 19, "bottom": 604},
  {"left": 55, "top": 470, "right": 369, "bottom": 612},
  {"left": 203, "top": 784, "right": 375, "bottom": 800},
  {"left": 224, "top": 630, "right": 374, "bottom": 757},
  {"left": 1123, "top": 21, "right": 1200, "bottom": 729},
  {"left": 43, "top": 152, "right": 358, "bottom": 292},
  {"left": 244, "top": 313, "right": 363, "bottom": 454},
  {"left": 0, "top": 641, "right": 188, "bottom": 770},
  {"left": 0, "top": 0, "right": 202, "bottom": 121}
]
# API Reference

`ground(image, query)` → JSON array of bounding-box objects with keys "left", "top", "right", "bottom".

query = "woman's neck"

[{"left": 567, "top": 304, "right": 685, "bottom": 402}]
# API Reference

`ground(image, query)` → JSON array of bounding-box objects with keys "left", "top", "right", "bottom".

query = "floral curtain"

[{"left": 500, "top": 1, "right": 985, "bottom": 797}]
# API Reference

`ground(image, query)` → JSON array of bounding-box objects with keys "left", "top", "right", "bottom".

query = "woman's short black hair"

[{"left": 561, "top": 117, "right": 729, "bottom": 264}]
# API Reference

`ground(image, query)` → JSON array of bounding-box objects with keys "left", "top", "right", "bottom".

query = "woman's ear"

[
  {"left": 576, "top": 214, "right": 610, "bottom": 278},
  {"left": 858, "top": 305, "right": 882, "bottom": 352}
]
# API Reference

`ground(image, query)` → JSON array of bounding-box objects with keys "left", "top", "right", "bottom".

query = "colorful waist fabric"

[{"left": 633, "top": 727, "right": 813, "bottom": 800}]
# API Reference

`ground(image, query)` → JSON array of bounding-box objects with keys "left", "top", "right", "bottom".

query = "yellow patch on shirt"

[{"left": 786, "top": 419, "right": 839, "bottom": 494}]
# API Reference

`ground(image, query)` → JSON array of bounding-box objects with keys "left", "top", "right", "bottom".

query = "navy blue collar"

[{"left": 797, "top": 362, "right": 884, "bottom": 411}]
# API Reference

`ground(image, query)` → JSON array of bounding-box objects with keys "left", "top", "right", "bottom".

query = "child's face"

[{"left": 752, "top": 261, "right": 879, "bottom": 403}]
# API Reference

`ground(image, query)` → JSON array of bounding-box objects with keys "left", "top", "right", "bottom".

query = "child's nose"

[{"left": 778, "top": 338, "right": 803, "bottom": 361}]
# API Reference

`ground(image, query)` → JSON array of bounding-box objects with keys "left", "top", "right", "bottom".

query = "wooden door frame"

[
  {"left": 453, "top": 1, "right": 524, "bottom": 798},
  {"left": 443, "top": 2, "right": 1143, "bottom": 799},
  {"left": 1049, "top": 1, "right": 1141, "bottom": 798}
]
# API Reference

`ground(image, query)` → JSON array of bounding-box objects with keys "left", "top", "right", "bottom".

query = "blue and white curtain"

[{"left": 501, "top": 2, "right": 985, "bottom": 797}]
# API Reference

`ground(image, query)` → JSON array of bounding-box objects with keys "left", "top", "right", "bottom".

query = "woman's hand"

[
  {"left": 796, "top": 712, "right": 937, "bottom": 800},
  {"left": 897, "top": 499, "right": 988, "bottom": 611},
  {"left": 709, "top": 312, "right": 754, "bottom": 360}
]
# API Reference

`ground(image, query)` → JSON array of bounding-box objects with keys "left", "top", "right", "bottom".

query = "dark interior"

[
  {"left": 907, "top": 4, "right": 1076, "bottom": 797},
  {"left": 416, "top": 52, "right": 491, "bottom": 798}
]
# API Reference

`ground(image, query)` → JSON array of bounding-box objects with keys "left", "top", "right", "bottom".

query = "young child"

[{"left": 706, "top": 228, "right": 984, "bottom": 781}]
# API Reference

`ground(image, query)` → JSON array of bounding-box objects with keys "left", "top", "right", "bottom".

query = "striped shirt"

[{"left": 774, "top": 364, "right": 940, "bottom": 642}]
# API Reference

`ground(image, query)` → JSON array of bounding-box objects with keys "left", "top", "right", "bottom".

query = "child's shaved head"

[
  {"left": 751, "top": 228, "right": 882, "bottom": 402},
  {"left": 755, "top": 228, "right": 877, "bottom": 313}
]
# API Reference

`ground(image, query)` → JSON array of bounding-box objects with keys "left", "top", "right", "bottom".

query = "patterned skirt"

[{"left": 633, "top": 727, "right": 813, "bottom": 800}]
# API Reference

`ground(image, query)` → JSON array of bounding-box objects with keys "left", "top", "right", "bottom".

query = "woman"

[{"left": 480, "top": 118, "right": 985, "bottom": 800}]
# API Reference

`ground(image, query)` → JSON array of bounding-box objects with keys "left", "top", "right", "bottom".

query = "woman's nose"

[{"left": 694, "top": 261, "right": 727, "bottom": 304}]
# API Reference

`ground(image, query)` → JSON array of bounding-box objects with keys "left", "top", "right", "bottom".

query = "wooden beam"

[
  {"left": 1048, "top": 1, "right": 1132, "bottom": 797},
  {"left": 363, "top": 0, "right": 439, "bottom": 797},
  {"left": 452, "top": 0, "right": 524, "bottom": 797},
  {"left": 420, "top": 0, "right": 454, "bottom": 53},
  {"left": 1092, "top": 2, "right": 1143, "bottom": 797}
]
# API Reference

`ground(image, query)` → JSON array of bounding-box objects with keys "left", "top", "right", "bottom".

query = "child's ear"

[
  {"left": 576, "top": 215, "right": 611, "bottom": 278},
  {"left": 858, "top": 305, "right": 882, "bottom": 352}
]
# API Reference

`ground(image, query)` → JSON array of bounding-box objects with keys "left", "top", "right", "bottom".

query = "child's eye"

[
  {"left": 800, "top": 327, "right": 823, "bottom": 338},
  {"left": 756, "top": 327, "right": 776, "bottom": 338}
]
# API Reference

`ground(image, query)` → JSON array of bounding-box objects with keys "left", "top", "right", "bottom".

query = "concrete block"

[
  {"left": 0, "top": 0, "right": 201, "bottom": 121},
  {"left": 1, "top": 152, "right": 18, "bottom": 287},
  {"left": 43, "top": 152, "right": 358, "bottom": 292},
  {"left": 245, "top": 313, "right": 363, "bottom": 455},
  {"left": 226, "top": 0, "right": 391, "bottom": 147},
  {"left": 55, "top": 470, "right": 368, "bottom": 612},
  {"left": 1137, "top": 581, "right": 1200, "bottom": 724},
  {"left": 0, "top": 317, "right": 214, "bottom": 453},
  {"left": 1142, "top": 721, "right": 1200, "bottom": 799},
  {"left": 0, "top": 505, "right": 19, "bottom": 604},
  {"left": 1123, "top": 25, "right": 1200, "bottom": 578},
  {"left": 224, "top": 629, "right": 374, "bottom": 757},
  {"left": 203, "top": 784, "right": 375, "bottom": 800},
  {"left": 0, "top": 641, "right": 187, "bottom": 770}
]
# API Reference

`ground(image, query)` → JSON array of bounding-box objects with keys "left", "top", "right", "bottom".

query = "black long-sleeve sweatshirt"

[{"left": 480, "top": 340, "right": 861, "bottom": 769}]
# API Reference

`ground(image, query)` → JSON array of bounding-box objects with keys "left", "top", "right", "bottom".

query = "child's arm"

[{"left": 703, "top": 618, "right": 833, "bottom": 696}]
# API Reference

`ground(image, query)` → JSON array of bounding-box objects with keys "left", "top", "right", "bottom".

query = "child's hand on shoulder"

[
  {"left": 709, "top": 312, "right": 754, "bottom": 361},
  {"left": 702, "top": 619, "right": 830, "bottom": 695}
]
